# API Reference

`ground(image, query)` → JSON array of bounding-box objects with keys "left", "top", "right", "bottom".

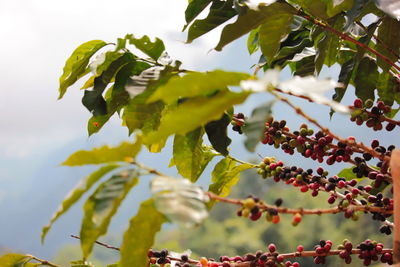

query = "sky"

[{"left": 0, "top": 0, "right": 399, "bottom": 263}]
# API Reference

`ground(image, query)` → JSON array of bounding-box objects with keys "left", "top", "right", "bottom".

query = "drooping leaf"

[
  {"left": 354, "top": 57, "right": 378, "bottom": 102},
  {"left": 119, "top": 199, "right": 166, "bottom": 267},
  {"left": 314, "top": 16, "right": 345, "bottom": 73},
  {"left": 144, "top": 90, "right": 250, "bottom": 145},
  {"left": 326, "top": 0, "right": 354, "bottom": 17},
  {"left": 82, "top": 53, "right": 135, "bottom": 116},
  {"left": 173, "top": 128, "right": 216, "bottom": 182},
  {"left": 208, "top": 158, "right": 254, "bottom": 207},
  {"left": 215, "top": 3, "right": 297, "bottom": 51},
  {"left": 247, "top": 27, "right": 259, "bottom": 55},
  {"left": 148, "top": 70, "right": 250, "bottom": 104},
  {"left": 205, "top": 112, "right": 232, "bottom": 156},
  {"left": 376, "top": 16, "right": 400, "bottom": 72},
  {"left": 80, "top": 170, "right": 139, "bottom": 259},
  {"left": 62, "top": 139, "right": 142, "bottom": 166},
  {"left": 183, "top": 0, "right": 213, "bottom": 31},
  {"left": 41, "top": 164, "right": 120, "bottom": 242},
  {"left": 151, "top": 176, "right": 209, "bottom": 227},
  {"left": 243, "top": 101, "right": 274, "bottom": 152},
  {"left": 187, "top": 0, "right": 236, "bottom": 43},
  {"left": 58, "top": 40, "right": 107, "bottom": 99},
  {"left": 258, "top": 6, "right": 294, "bottom": 64},
  {"left": 81, "top": 75, "right": 95, "bottom": 89},
  {"left": 126, "top": 34, "right": 165, "bottom": 61}
]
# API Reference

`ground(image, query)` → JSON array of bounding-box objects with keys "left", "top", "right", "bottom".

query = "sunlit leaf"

[
  {"left": 258, "top": 6, "right": 294, "bottom": 64},
  {"left": 144, "top": 90, "right": 250, "bottom": 144},
  {"left": 151, "top": 176, "right": 209, "bottom": 227},
  {"left": 41, "top": 164, "right": 120, "bottom": 242},
  {"left": 0, "top": 253, "right": 33, "bottom": 267},
  {"left": 187, "top": 0, "right": 236, "bottom": 43},
  {"left": 247, "top": 28, "right": 259, "bottom": 55},
  {"left": 58, "top": 40, "right": 107, "bottom": 99},
  {"left": 80, "top": 170, "right": 139, "bottom": 259},
  {"left": 119, "top": 199, "right": 166, "bottom": 267},
  {"left": 243, "top": 101, "right": 274, "bottom": 152},
  {"left": 89, "top": 51, "right": 124, "bottom": 76},
  {"left": 290, "top": 0, "right": 329, "bottom": 19},
  {"left": 354, "top": 57, "right": 378, "bottom": 102},
  {"left": 215, "top": 3, "right": 296, "bottom": 51},
  {"left": 208, "top": 158, "right": 254, "bottom": 207},
  {"left": 125, "top": 66, "right": 163, "bottom": 98},
  {"left": 205, "top": 113, "right": 232, "bottom": 156},
  {"left": 337, "top": 167, "right": 358, "bottom": 180},
  {"left": 126, "top": 34, "right": 165, "bottom": 61},
  {"left": 62, "top": 139, "right": 142, "bottom": 166},
  {"left": 377, "top": 72, "right": 400, "bottom": 106},
  {"left": 173, "top": 128, "right": 217, "bottom": 182},
  {"left": 148, "top": 70, "right": 250, "bottom": 104}
]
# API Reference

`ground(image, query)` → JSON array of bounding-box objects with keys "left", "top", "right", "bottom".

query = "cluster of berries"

[
  {"left": 355, "top": 239, "right": 393, "bottom": 265},
  {"left": 148, "top": 249, "right": 171, "bottom": 265},
  {"left": 350, "top": 98, "right": 397, "bottom": 131},
  {"left": 312, "top": 239, "right": 333, "bottom": 264}
]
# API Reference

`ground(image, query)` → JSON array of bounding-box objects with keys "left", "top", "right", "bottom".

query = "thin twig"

[
  {"left": 70, "top": 235, "right": 120, "bottom": 251},
  {"left": 26, "top": 255, "right": 62, "bottom": 267}
]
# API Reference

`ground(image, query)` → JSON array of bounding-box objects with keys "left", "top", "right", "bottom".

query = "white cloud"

[{"left": 0, "top": 0, "right": 224, "bottom": 159}]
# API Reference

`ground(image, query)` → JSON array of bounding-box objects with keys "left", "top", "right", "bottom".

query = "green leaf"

[
  {"left": 82, "top": 53, "right": 135, "bottom": 116},
  {"left": 243, "top": 101, "right": 274, "bottom": 152},
  {"left": 0, "top": 253, "right": 33, "bottom": 267},
  {"left": 41, "top": 164, "right": 120, "bottom": 242},
  {"left": 291, "top": 0, "right": 329, "bottom": 19},
  {"left": 208, "top": 158, "right": 253, "bottom": 207},
  {"left": 59, "top": 40, "right": 107, "bottom": 99},
  {"left": 173, "top": 128, "right": 216, "bottom": 182},
  {"left": 333, "top": 58, "right": 355, "bottom": 104},
  {"left": 215, "top": 3, "right": 297, "bottom": 51},
  {"left": 62, "top": 139, "right": 142, "bottom": 166},
  {"left": 247, "top": 28, "right": 259, "bottom": 55},
  {"left": 144, "top": 90, "right": 250, "bottom": 145},
  {"left": 187, "top": 0, "right": 236, "bottom": 43},
  {"left": 314, "top": 16, "right": 345, "bottom": 73},
  {"left": 80, "top": 170, "right": 139, "bottom": 259},
  {"left": 183, "top": 0, "right": 213, "bottom": 31},
  {"left": 354, "top": 57, "right": 378, "bottom": 102},
  {"left": 326, "top": 0, "right": 354, "bottom": 17},
  {"left": 377, "top": 72, "right": 400, "bottom": 106},
  {"left": 205, "top": 113, "right": 232, "bottom": 156},
  {"left": 119, "top": 199, "right": 166, "bottom": 267},
  {"left": 91, "top": 51, "right": 124, "bottom": 77},
  {"left": 148, "top": 70, "right": 250, "bottom": 104},
  {"left": 376, "top": 17, "right": 400, "bottom": 72},
  {"left": 258, "top": 6, "right": 294, "bottom": 65},
  {"left": 127, "top": 34, "right": 165, "bottom": 61},
  {"left": 290, "top": 55, "right": 316, "bottom": 77},
  {"left": 81, "top": 75, "right": 95, "bottom": 89}
]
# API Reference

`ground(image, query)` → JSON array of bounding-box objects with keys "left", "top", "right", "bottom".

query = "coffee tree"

[{"left": 2, "top": 0, "right": 400, "bottom": 266}]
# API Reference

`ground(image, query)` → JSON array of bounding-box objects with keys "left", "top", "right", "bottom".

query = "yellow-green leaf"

[
  {"left": 148, "top": 70, "right": 250, "bottom": 104},
  {"left": 80, "top": 170, "right": 139, "bottom": 259},
  {"left": 119, "top": 199, "right": 166, "bottom": 267},
  {"left": 144, "top": 90, "right": 250, "bottom": 144},
  {"left": 173, "top": 128, "right": 217, "bottom": 182},
  {"left": 0, "top": 253, "right": 33, "bottom": 267},
  {"left": 41, "top": 164, "right": 120, "bottom": 242},
  {"left": 62, "top": 139, "right": 142, "bottom": 166},
  {"left": 208, "top": 158, "right": 254, "bottom": 208},
  {"left": 59, "top": 40, "right": 107, "bottom": 99}
]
